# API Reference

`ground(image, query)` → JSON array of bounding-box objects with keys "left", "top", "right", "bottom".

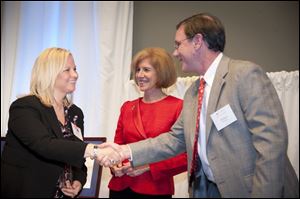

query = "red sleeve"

[
  {"left": 114, "top": 102, "right": 127, "bottom": 145},
  {"left": 110, "top": 102, "right": 128, "bottom": 176},
  {"left": 175, "top": 100, "right": 183, "bottom": 118}
]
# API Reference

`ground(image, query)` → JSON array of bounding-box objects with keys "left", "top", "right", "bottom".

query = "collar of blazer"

[
  {"left": 193, "top": 55, "right": 230, "bottom": 95},
  {"left": 205, "top": 55, "right": 230, "bottom": 142},
  {"left": 131, "top": 99, "right": 148, "bottom": 139}
]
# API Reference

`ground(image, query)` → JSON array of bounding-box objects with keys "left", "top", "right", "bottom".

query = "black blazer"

[{"left": 1, "top": 95, "right": 88, "bottom": 197}]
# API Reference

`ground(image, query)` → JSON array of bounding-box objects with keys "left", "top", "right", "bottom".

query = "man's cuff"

[{"left": 126, "top": 144, "right": 133, "bottom": 161}]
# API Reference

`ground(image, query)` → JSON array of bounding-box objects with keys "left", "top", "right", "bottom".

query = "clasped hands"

[
  {"left": 111, "top": 162, "right": 150, "bottom": 177},
  {"left": 91, "top": 142, "right": 131, "bottom": 167}
]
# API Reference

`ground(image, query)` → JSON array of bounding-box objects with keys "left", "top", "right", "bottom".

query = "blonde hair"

[
  {"left": 131, "top": 47, "right": 177, "bottom": 88},
  {"left": 30, "top": 47, "right": 73, "bottom": 107}
]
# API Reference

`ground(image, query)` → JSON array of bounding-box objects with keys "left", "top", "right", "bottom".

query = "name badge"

[
  {"left": 210, "top": 104, "right": 237, "bottom": 131},
  {"left": 71, "top": 122, "right": 83, "bottom": 141}
]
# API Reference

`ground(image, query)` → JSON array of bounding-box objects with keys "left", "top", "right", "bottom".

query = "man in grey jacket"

[{"left": 100, "top": 13, "right": 299, "bottom": 198}]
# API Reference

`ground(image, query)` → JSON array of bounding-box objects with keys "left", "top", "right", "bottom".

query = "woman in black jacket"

[{"left": 1, "top": 47, "right": 112, "bottom": 198}]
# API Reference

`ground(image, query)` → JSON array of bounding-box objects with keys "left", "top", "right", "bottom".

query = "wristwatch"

[{"left": 93, "top": 145, "right": 98, "bottom": 159}]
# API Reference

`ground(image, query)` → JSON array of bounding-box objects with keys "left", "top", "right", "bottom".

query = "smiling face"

[
  {"left": 135, "top": 58, "right": 158, "bottom": 92},
  {"left": 54, "top": 55, "right": 78, "bottom": 96},
  {"left": 172, "top": 25, "right": 197, "bottom": 73}
]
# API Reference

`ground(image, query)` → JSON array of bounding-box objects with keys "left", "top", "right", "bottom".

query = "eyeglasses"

[{"left": 174, "top": 37, "right": 193, "bottom": 50}]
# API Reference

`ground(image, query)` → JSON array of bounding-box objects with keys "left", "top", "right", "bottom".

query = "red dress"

[{"left": 108, "top": 96, "right": 187, "bottom": 195}]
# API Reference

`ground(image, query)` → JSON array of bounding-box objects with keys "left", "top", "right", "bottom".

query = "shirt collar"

[{"left": 203, "top": 52, "right": 223, "bottom": 87}]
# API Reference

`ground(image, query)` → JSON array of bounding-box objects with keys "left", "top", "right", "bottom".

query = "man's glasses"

[{"left": 174, "top": 37, "right": 193, "bottom": 50}]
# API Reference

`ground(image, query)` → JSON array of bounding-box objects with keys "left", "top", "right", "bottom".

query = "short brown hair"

[
  {"left": 131, "top": 47, "right": 177, "bottom": 88},
  {"left": 176, "top": 13, "right": 225, "bottom": 52}
]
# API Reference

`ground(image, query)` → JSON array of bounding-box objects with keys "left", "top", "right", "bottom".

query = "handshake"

[
  {"left": 89, "top": 142, "right": 150, "bottom": 177},
  {"left": 88, "top": 142, "right": 131, "bottom": 167}
]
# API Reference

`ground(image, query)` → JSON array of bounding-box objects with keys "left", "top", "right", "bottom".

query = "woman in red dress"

[{"left": 108, "top": 47, "right": 187, "bottom": 198}]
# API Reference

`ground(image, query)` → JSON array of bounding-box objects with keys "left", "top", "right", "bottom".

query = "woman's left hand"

[{"left": 61, "top": 180, "right": 82, "bottom": 198}]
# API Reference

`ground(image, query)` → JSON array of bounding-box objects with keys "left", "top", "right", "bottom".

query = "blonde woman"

[{"left": 1, "top": 47, "right": 119, "bottom": 197}]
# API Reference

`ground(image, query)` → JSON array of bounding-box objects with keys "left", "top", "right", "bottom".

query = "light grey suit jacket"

[{"left": 129, "top": 55, "right": 299, "bottom": 197}]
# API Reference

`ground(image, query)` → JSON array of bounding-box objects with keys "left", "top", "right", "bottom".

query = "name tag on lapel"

[
  {"left": 71, "top": 122, "right": 83, "bottom": 141},
  {"left": 210, "top": 104, "right": 237, "bottom": 131}
]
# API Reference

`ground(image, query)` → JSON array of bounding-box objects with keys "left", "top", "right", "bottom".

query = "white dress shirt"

[{"left": 198, "top": 52, "right": 223, "bottom": 182}]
